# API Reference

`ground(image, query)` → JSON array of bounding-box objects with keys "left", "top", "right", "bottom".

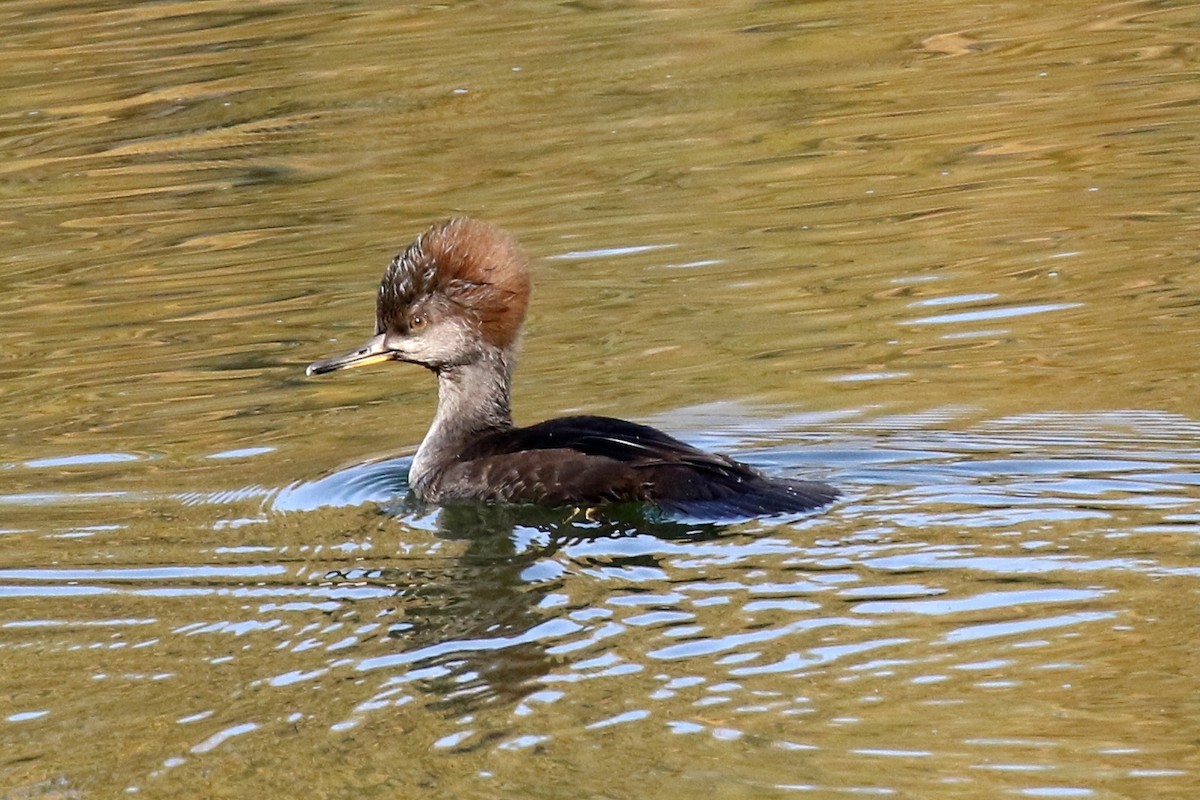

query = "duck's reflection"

[{"left": 319, "top": 497, "right": 726, "bottom": 716}]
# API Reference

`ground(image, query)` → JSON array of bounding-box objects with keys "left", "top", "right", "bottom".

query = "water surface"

[{"left": 2, "top": 1, "right": 1199, "bottom": 797}]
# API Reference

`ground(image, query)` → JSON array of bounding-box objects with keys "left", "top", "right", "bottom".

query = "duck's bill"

[{"left": 307, "top": 333, "right": 392, "bottom": 376}]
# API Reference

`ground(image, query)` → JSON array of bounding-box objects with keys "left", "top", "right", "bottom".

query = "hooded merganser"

[{"left": 308, "top": 218, "right": 837, "bottom": 517}]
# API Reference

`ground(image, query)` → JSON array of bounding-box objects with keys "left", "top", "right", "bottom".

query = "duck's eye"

[{"left": 409, "top": 314, "right": 427, "bottom": 331}]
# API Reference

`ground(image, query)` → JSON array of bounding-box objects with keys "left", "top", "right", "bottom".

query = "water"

[{"left": 3, "top": 1, "right": 1199, "bottom": 797}]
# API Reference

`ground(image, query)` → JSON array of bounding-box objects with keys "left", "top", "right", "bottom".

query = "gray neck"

[{"left": 409, "top": 348, "right": 515, "bottom": 497}]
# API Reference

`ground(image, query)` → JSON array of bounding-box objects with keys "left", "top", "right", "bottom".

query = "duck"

[{"left": 308, "top": 218, "right": 837, "bottom": 517}]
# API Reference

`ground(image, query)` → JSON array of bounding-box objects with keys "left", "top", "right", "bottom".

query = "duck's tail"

[{"left": 654, "top": 472, "right": 839, "bottom": 519}]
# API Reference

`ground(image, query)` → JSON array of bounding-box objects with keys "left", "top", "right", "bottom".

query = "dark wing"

[
  {"left": 451, "top": 415, "right": 837, "bottom": 517},
  {"left": 463, "top": 415, "right": 732, "bottom": 466}
]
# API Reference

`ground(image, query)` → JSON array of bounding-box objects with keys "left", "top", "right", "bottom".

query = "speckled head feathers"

[{"left": 376, "top": 218, "right": 531, "bottom": 350}]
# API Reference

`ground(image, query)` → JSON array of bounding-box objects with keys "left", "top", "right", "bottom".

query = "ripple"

[
  {"left": 270, "top": 456, "right": 410, "bottom": 512},
  {"left": 23, "top": 452, "right": 142, "bottom": 468},
  {"left": 190, "top": 722, "right": 259, "bottom": 754},
  {"left": 902, "top": 302, "right": 1083, "bottom": 325}
]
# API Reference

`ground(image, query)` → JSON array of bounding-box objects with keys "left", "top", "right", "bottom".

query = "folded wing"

[{"left": 447, "top": 415, "right": 838, "bottom": 517}]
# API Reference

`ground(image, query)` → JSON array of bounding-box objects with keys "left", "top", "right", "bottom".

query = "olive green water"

[{"left": 3, "top": 1, "right": 1200, "bottom": 797}]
